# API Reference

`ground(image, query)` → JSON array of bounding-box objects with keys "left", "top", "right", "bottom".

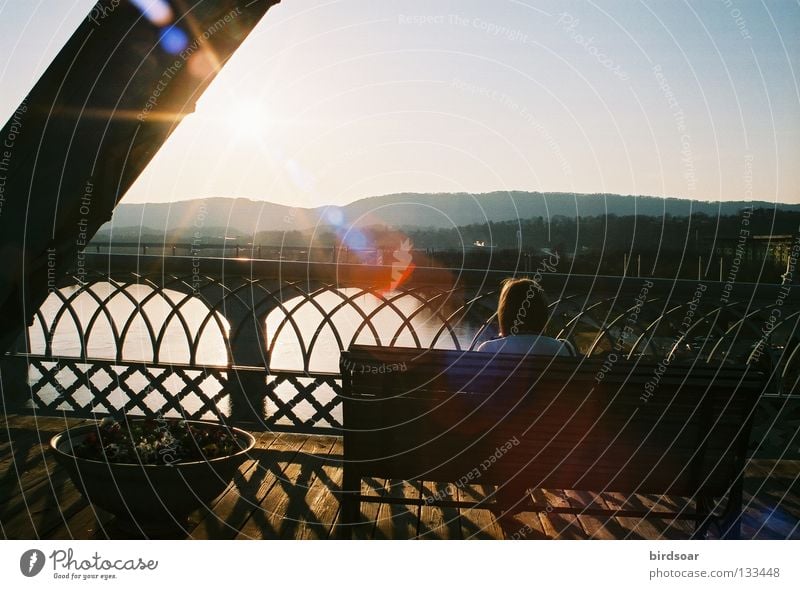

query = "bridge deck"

[{"left": 2, "top": 414, "right": 797, "bottom": 540}]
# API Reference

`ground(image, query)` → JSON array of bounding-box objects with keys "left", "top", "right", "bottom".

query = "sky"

[{"left": 1, "top": 0, "right": 799, "bottom": 208}]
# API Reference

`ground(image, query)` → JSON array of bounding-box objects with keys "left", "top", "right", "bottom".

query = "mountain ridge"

[{"left": 102, "top": 192, "right": 799, "bottom": 236}]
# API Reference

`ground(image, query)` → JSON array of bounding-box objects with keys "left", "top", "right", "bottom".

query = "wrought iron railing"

[{"left": 6, "top": 254, "right": 798, "bottom": 432}]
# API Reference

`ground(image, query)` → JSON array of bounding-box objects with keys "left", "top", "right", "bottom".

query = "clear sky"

[{"left": 1, "top": 0, "right": 798, "bottom": 207}]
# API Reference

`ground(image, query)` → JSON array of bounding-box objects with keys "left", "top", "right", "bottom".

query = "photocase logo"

[{"left": 20, "top": 549, "right": 46, "bottom": 577}]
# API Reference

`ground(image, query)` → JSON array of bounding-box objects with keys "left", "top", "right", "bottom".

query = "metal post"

[{"left": 225, "top": 310, "right": 269, "bottom": 424}]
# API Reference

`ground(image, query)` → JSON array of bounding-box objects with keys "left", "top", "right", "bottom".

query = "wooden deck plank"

[
  {"left": 742, "top": 487, "right": 800, "bottom": 539},
  {"left": 47, "top": 504, "right": 111, "bottom": 540},
  {"left": 185, "top": 430, "right": 285, "bottom": 538},
  {"left": 294, "top": 438, "right": 345, "bottom": 540},
  {"left": 1, "top": 415, "right": 798, "bottom": 540},
  {"left": 749, "top": 488, "right": 800, "bottom": 527},
  {"left": 0, "top": 417, "right": 92, "bottom": 511},
  {"left": 740, "top": 459, "right": 800, "bottom": 539},
  {"left": 635, "top": 494, "right": 694, "bottom": 539},
  {"left": 234, "top": 435, "right": 337, "bottom": 539},
  {"left": 742, "top": 500, "right": 799, "bottom": 539},
  {"left": 373, "top": 479, "right": 422, "bottom": 540},
  {"left": 0, "top": 425, "right": 55, "bottom": 463},
  {"left": 498, "top": 489, "right": 549, "bottom": 540},
  {"left": 600, "top": 492, "right": 692, "bottom": 539},
  {"left": 457, "top": 484, "right": 514, "bottom": 539},
  {"left": 417, "top": 482, "right": 461, "bottom": 539},
  {"left": 273, "top": 436, "right": 339, "bottom": 539},
  {"left": 741, "top": 508, "right": 790, "bottom": 539},
  {"left": 1, "top": 432, "right": 82, "bottom": 539},
  {"left": 749, "top": 459, "right": 794, "bottom": 476},
  {"left": 533, "top": 489, "right": 589, "bottom": 539},
  {"left": 563, "top": 490, "right": 629, "bottom": 540},
  {"left": 0, "top": 415, "right": 81, "bottom": 437},
  {"left": 0, "top": 464, "right": 36, "bottom": 517},
  {"left": 0, "top": 454, "right": 59, "bottom": 507},
  {"left": 500, "top": 512, "right": 549, "bottom": 540},
  {"left": 0, "top": 416, "right": 89, "bottom": 467},
  {"left": 335, "top": 477, "right": 389, "bottom": 539},
  {"left": 601, "top": 492, "right": 668, "bottom": 540},
  {"left": 1, "top": 473, "right": 87, "bottom": 539},
  {"left": 190, "top": 433, "right": 310, "bottom": 539},
  {"left": 0, "top": 438, "right": 64, "bottom": 498}
]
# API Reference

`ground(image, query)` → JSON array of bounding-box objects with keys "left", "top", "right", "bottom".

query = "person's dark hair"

[{"left": 497, "top": 278, "right": 550, "bottom": 337}]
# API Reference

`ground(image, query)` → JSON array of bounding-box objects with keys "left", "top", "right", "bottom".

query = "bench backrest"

[{"left": 340, "top": 346, "right": 764, "bottom": 497}]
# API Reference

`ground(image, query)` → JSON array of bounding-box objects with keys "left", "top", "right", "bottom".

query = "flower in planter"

[{"left": 74, "top": 416, "right": 243, "bottom": 465}]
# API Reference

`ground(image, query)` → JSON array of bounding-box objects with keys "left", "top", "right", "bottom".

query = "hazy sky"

[{"left": 1, "top": 0, "right": 798, "bottom": 207}]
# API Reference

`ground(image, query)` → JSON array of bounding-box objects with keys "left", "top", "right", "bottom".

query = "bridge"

[
  {"left": 2, "top": 253, "right": 796, "bottom": 433},
  {"left": 1, "top": 253, "right": 798, "bottom": 539}
]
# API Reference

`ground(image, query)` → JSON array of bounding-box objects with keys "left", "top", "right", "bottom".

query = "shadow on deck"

[{"left": 2, "top": 414, "right": 798, "bottom": 540}]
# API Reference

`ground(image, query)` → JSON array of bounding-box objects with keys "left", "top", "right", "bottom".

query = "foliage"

[{"left": 73, "top": 417, "right": 243, "bottom": 465}]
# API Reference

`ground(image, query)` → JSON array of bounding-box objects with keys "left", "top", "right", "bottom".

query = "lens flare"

[
  {"left": 159, "top": 25, "right": 189, "bottom": 54},
  {"left": 129, "top": 0, "right": 174, "bottom": 27}
]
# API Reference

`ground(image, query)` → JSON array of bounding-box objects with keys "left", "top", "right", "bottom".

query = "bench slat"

[{"left": 339, "top": 346, "right": 763, "bottom": 536}]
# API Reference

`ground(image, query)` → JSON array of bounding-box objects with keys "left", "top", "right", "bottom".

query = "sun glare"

[{"left": 223, "top": 99, "right": 270, "bottom": 137}]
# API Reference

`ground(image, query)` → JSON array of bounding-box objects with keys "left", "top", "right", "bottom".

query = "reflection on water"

[
  {"left": 267, "top": 288, "right": 481, "bottom": 372},
  {"left": 28, "top": 284, "right": 487, "bottom": 418},
  {"left": 29, "top": 284, "right": 230, "bottom": 365},
  {"left": 31, "top": 286, "right": 483, "bottom": 367}
]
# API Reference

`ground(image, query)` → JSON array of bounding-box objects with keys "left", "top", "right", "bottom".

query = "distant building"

[
  {"left": 707, "top": 234, "right": 793, "bottom": 262},
  {"left": 704, "top": 233, "right": 798, "bottom": 282}
]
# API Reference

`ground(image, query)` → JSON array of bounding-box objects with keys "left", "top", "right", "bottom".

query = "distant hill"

[{"left": 100, "top": 192, "right": 799, "bottom": 237}]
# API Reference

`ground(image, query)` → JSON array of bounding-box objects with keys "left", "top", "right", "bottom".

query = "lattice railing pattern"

[
  {"left": 265, "top": 374, "right": 343, "bottom": 430},
  {"left": 25, "top": 358, "right": 230, "bottom": 421},
  {"left": 28, "top": 277, "right": 231, "bottom": 365},
  {"left": 12, "top": 265, "right": 799, "bottom": 431}
]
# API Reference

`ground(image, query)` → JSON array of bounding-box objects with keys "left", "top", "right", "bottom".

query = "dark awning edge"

[{"left": 0, "top": 0, "right": 281, "bottom": 355}]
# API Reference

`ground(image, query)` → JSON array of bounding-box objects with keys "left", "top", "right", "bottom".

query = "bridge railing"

[{"left": 4, "top": 254, "right": 797, "bottom": 432}]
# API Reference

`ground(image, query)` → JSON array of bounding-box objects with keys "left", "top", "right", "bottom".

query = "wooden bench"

[{"left": 338, "top": 345, "right": 765, "bottom": 539}]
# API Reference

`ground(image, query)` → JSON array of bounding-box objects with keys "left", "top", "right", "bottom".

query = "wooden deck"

[{"left": 2, "top": 414, "right": 798, "bottom": 540}]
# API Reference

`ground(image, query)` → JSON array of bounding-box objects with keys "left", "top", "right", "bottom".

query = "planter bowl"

[{"left": 50, "top": 419, "right": 255, "bottom": 536}]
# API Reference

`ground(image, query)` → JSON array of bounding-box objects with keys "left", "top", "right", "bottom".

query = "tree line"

[{"left": 91, "top": 209, "right": 799, "bottom": 282}]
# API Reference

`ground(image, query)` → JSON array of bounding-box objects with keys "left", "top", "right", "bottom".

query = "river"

[{"left": 27, "top": 284, "right": 485, "bottom": 419}]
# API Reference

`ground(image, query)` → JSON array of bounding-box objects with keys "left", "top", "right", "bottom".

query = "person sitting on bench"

[{"left": 478, "top": 277, "right": 576, "bottom": 356}]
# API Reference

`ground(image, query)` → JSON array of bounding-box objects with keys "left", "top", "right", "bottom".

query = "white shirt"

[{"left": 477, "top": 334, "right": 575, "bottom": 357}]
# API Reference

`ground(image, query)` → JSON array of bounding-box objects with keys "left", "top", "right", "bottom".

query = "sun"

[{"left": 223, "top": 98, "right": 270, "bottom": 137}]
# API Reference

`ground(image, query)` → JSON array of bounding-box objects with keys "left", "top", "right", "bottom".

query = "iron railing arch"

[{"left": 11, "top": 254, "right": 798, "bottom": 432}]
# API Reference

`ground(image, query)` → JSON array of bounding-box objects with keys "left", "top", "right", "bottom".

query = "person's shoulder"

[
  {"left": 536, "top": 336, "right": 576, "bottom": 356},
  {"left": 477, "top": 338, "right": 505, "bottom": 353},
  {"left": 477, "top": 335, "right": 577, "bottom": 357},
  {"left": 518, "top": 335, "right": 577, "bottom": 356},
  {"left": 478, "top": 335, "right": 544, "bottom": 354},
  {"left": 556, "top": 338, "right": 578, "bottom": 357}
]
